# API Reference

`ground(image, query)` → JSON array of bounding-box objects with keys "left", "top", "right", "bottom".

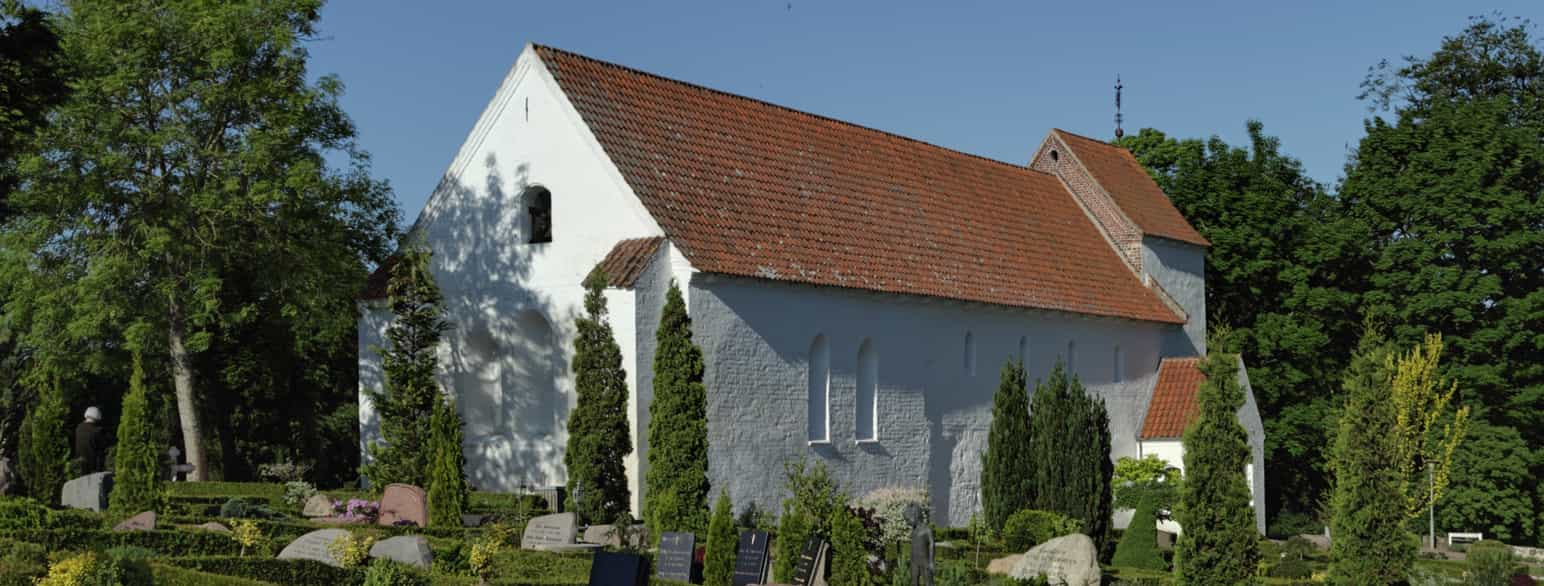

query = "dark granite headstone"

[
  {"left": 378, "top": 483, "right": 427, "bottom": 528},
  {"left": 731, "top": 530, "right": 771, "bottom": 586},
  {"left": 589, "top": 550, "right": 647, "bottom": 586},
  {"left": 791, "top": 535, "right": 829, "bottom": 586},
  {"left": 654, "top": 531, "right": 696, "bottom": 582}
]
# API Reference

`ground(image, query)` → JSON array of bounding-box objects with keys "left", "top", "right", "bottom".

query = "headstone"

[
  {"left": 278, "top": 528, "right": 351, "bottom": 568},
  {"left": 378, "top": 484, "right": 428, "bottom": 528},
  {"left": 521, "top": 512, "right": 579, "bottom": 550},
  {"left": 60, "top": 472, "right": 112, "bottom": 511},
  {"left": 369, "top": 535, "right": 433, "bottom": 569},
  {"left": 112, "top": 511, "right": 156, "bottom": 532},
  {"left": 195, "top": 522, "right": 231, "bottom": 533},
  {"left": 731, "top": 530, "right": 771, "bottom": 586},
  {"left": 0, "top": 457, "right": 14, "bottom": 496},
  {"left": 1297, "top": 533, "right": 1331, "bottom": 551},
  {"left": 791, "top": 536, "right": 830, "bottom": 586},
  {"left": 1156, "top": 530, "right": 1176, "bottom": 551},
  {"left": 654, "top": 531, "right": 696, "bottom": 582},
  {"left": 589, "top": 550, "right": 647, "bottom": 586},
  {"left": 302, "top": 494, "right": 336, "bottom": 518},
  {"left": 462, "top": 513, "right": 489, "bottom": 528},
  {"left": 986, "top": 554, "right": 1023, "bottom": 576},
  {"left": 582, "top": 524, "right": 615, "bottom": 546},
  {"left": 1008, "top": 533, "right": 1100, "bottom": 586}
]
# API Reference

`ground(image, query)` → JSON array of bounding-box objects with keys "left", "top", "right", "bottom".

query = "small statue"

[{"left": 906, "top": 504, "right": 933, "bottom": 586}]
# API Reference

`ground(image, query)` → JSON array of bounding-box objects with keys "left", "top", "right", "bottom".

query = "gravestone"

[
  {"left": 195, "top": 522, "right": 231, "bottom": 533},
  {"left": 731, "top": 530, "right": 771, "bottom": 586},
  {"left": 370, "top": 535, "right": 433, "bottom": 569},
  {"left": 521, "top": 512, "right": 579, "bottom": 550},
  {"left": 378, "top": 484, "right": 428, "bottom": 527},
  {"left": 589, "top": 550, "right": 647, "bottom": 586},
  {"left": 462, "top": 513, "right": 489, "bottom": 528},
  {"left": 654, "top": 531, "right": 696, "bottom": 583},
  {"left": 60, "top": 472, "right": 112, "bottom": 511},
  {"left": 791, "top": 535, "right": 830, "bottom": 586},
  {"left": 0, "top": 457, "right": 14, "bottom": 496},
  {"left": 582, "top": 524, "right": 614, "bottom": 546},
  {"left": 302, "top": 494, "right": 336, "bottom": 517},
  {"left": 986, "top": 554, "right": 1023, "bottom": 576},
  {"left": 112, "top": 511, "right": 156, "bottom": 532},
  {"left": 583, "top": 524, "right": 648, "bottom": 549},
  {"left": 278, "top": 528, "right": 350, "bottom": 568},
  {"left": 1008, "top": 533, "right": 1099, "bottom": 586}
]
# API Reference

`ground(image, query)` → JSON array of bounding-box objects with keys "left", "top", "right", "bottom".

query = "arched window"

[
  {"left": 1066, "top": 340, "right": 1077, "bottom": 376},
  {"left": 1113, "top": 346, "right": 1125, "bottom": 383},
  {"left": 856, "top": 339, "right": 878, "bottom": 441},
  {"left": 808, "top": 335, "right": 830, "bottom": 443},
  {"left": 527, "top": 187, "right": 552, "bottom": 244},
  {"left": 964, "top": 332, "right": 976, "bottom": 376},
  {"left": 1018, "top": 336, "right": 1029, "bottom": 367}
]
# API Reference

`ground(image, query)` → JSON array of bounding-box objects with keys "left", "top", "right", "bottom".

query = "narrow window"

[
  {"left": 1018, "top": 336, "right": 1029, "bottom": 367},
  {"left": 1113, "top": 345, "right": 1124, "bottom": 383},
  {"left": 808, "top": 335, "right": 830, "bottom": 443},
  {"left": 1066, "top": 340, "right": 1077, "bottom": 376},
  {"left": 856, "top": 339, "right": 878, "bottom": 441},
  {"left": 964, "top": 332, "right": 976, "bottom": 376},
  {"left": 527, "top": 187, "right": 552, "bottom": 244}
]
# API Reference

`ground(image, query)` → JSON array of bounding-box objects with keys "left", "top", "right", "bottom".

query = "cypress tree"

[
  {"left": 1174, "top": 353, "right": 1259, "bottom": 585},
  {"left": 704, "top": 490, "right": 736, "bottom": 586},
  {"left": 109, "top": 353, "right": 161, "bottom": 513},
  {"left": 1327, "top": 335, "right": 1413, "bottom": 584},
  {"left": 363, "top": 248, "right": 448, "bottom": 489},
  {"left": 980, "top": 357, "right": 1033, "bottom": 532},
  {"left": 564, "top": 267, "right": 632, "bottom": 523},
  {"left": 427, "top": 396, "right": 469, "bottom": 528},
  {"left": 644, "top": 281, "right": 710, "bottom": 534},
  {"left": 828, "top": 505, "right": 870, "bottom": 586},
  {"left": 1027, "top": 360, "right": 1114, "bottom": 558},
  {"left": 1111, "top": 494, "right": 1166, "bottom": 571},
  {"left": 773, "top": 499, "right": 811, "bottom": 583},
  {"left": 21, "top": 381, "right": 70, "bottom": 505}
]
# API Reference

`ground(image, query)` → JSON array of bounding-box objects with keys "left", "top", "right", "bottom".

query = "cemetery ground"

[{"left": 3, "top": 479, "right": 1537, "bottom": 586}]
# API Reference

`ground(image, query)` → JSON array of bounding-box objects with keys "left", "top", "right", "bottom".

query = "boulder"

[
  {"left": 1009, "top": 533, "right": 1100, "bottom": 586},
  {"left": 378, "top": 484, "right": 427, "bottom": 528},
  {"left": 195, "top": 522, "right": 231, "bottom": 533},
  {"left": 986, "top": 554, "right": 1024, "bottom": 575},
  {"left": 302, "top": 494, "right": 336, "bottom": 518},
  {"left": 278, "top": 528, "right": 351, "bottom": 567},
  {"left": 112, "top": 511, "right": 156, "bottom": 532},
  {"left": 369, "top": 535, "right": 433, "bottom": 569},
  {"left": 60, "top": 472, "right": 112, "bottom": 511}
]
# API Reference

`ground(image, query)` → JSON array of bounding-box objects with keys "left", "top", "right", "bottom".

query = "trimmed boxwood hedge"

[
  {"left": 165, "top": 482, "right": 287, "bottom": 501},
  {"left": 0, "top": 529, "right": 242, "bottom": 556},
  {"left": 150, "top": 563, "right": 277, "bottom": 585},
  {"left": 165, "top": 556, "right": 364, "bottom": 585}
]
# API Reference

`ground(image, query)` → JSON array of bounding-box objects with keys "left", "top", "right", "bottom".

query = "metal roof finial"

[{"left": 1114, "top": 75, "right": 1125, "bottom": 139}]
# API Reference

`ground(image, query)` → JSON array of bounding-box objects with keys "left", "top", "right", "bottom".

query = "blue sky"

[{"left": 306, "top": 1, "right": 1543, "bottom": 221}]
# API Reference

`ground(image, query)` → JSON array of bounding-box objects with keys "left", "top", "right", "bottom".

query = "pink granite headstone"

[
  {"left": 378, "top": 483, "right": 428, "bottom": 528},
  {"left": 113, "top": 511, "right": 156, "bottom": 532}
]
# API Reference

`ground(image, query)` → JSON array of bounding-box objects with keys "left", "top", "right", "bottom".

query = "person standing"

[{"left": 74, "top": 407, "right": 107, "bottom": 474}]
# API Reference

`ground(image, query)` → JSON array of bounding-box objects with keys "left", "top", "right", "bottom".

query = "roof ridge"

[
  {"left": 1053, "top": 127, "right": 1118, "bottom": 146},
  {"left": 533, "top": 43, "right": 1056, "bottom": 179}
]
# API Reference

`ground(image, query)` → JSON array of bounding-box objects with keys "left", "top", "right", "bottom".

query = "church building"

[{"left": 357, "top": 44, "right": 1266, "bottom": 532}]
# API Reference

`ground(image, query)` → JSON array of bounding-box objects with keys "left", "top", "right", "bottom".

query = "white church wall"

[
  {"left": 1141, "top": 236, "right": 1206, "bottom": 357},
  {"left": 686, "top": 273, "right": 1174, "bottom": 527},
  {"left": 357, "top": 45, "right": 664, "bottom": 494}
]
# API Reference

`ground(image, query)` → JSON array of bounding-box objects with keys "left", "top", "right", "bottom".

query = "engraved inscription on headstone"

[
  {"left": 1008, "top": 533, "right": 1099, "bottom": 586},
  {"left": 654, "top": 531, "right": 696, "bottom": 582},
  {"left": 521, "top": 512, "right": 579, "bottom": 550},
  {"left": 278, "top": 528, "right": 351, "bottom": 568},
  {"left": 791, "top": 535, "right": 829, "bottom": 586},
  {"left": 590, "top": 550, "right": 647, "bottom": 586},
  {"left": 732, "top": 530, "right": 771, "bottom": 586}
]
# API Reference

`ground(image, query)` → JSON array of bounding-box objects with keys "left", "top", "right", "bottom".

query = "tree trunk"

[{"left": 168, "top": 299, "right": 208, "bottom": 481}]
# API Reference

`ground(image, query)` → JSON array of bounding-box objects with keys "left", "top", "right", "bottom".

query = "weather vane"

[{"left": 1115, "top": 75, "right": 1124, "bottom": 139}]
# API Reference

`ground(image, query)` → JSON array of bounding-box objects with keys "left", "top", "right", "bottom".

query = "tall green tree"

[
  {"left": 1174, "top": 352, "right": 1260, "bottom": 586},
  {"left": 704, "top": 490, "right": 736, "bottom": 586},
  {"left": 1327, "top": 335, "right": 1412, "bottom": 584},
  {"left": 644, "top": 281, "right": 709, "bottom": 534},
  {"left": 980, "top": 358, "right": 1033, "bottom": 532},
  {"left": 564, "top": 268, "right": 632, "bottom": 523},
  {"left": 109, "top": 352, "right": 161, "bottom": 514},
  {"left": 2, "top": 0, "right": 398, "bottom": 480},
  {"left": 427, "top": 396, "right": 469, "bottom": 528},
  {"left": 1027, "top": 361, "right": 1114, "bottom": 558},
  {"left": 363, "top": 247, "right": 448, "bottom": 489},
  {"left": 19, "top": 379, "right": 69, "bottom": 504}
]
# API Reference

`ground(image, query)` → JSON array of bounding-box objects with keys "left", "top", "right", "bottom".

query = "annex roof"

[
  {"left": 535, "top": 45, "right": 1183, "bottom": 324},
  {"left": 1052, "top": 130, "right": 1209, "bottom": 247},
  {"left": 596, "top": 236, "right": 666, "bottom": 289},
  {"left": 1140, "top": 357, "right": 1205, "bottom": 439}
]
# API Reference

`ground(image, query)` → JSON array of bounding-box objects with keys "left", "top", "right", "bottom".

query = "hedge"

[
  {"left": 0, "top": 529, "right": 242, "bottom": 556},
  {"left": 165, "top": 556, "right": 364, "bottom": 585},
  {"left": 150, "top": 563, "right": 277, "bottom": 585},
  {"left": 165, "top": 482, "right": 287, "bottom": 502}
]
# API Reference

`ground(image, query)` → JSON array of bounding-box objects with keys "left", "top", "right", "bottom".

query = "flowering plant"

[{"left": 337, "top": 499, "right": 379, "bottom": 522}]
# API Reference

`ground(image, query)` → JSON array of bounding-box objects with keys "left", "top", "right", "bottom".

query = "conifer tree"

[
  {"left": 644, "top": 281, "right": 710, "bottom": 534},
  {"left": 704, "top": 490, "right": 736, "bottom": 586},
  {"left": 21, "top": 381, "right": 70, "bottom": 505},
  {"left": 1327, "top": 335, "right": 1414, "bottom": 584},
  {"left": 829, "top": 505, "right": 870, "bottom": 586},
  {"left": 1174, "top": 353, "right": 1259, "bottom": 585},
  {"left": 109, "top": 352, "right": 161, "bottom": 513},
  {"left": 1027, "top": 361, "right": 1114, "bottom": 558},
  {"left": 981, "top": 358, "right": 1033, "bottom": 532},
  {"left": 427, "top": 396, "right": 469, "bottom": 528},
  {"left": 363, "top": 248, "right": 448, "bottom": 490},
  {"left": 1111, "top": 494, "right": 1166, "bottom": 571},
  {"left": 564, "top": 268, "right": 632, "bottom": 523}
]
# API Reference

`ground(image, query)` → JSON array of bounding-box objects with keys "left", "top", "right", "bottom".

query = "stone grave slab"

[
  {"left": 986, "top": 554, "right": 1023, "bottom": 576},
  {"left": 302, "top": 494, "right": 336, "bottom": 517},
  {"left": 654, "top": 531, "right": 696, "bottom": 582},
  {"left": 112, "top": 511, "right": 156, "bottom": 532},
  {"left": 589, "top": 550, "right": 647, "bottom": 586},
  {"left": 461, "top": 513, "right": 489, "bottom": 528},
  {"left": 278, "top": 528, "right": 350, "bottom": 568},
  {"left": 370, "top": 535, "right": 433, "bottom": 569},
  {"left": 581, "top": 524, "right": 614, "bottom": 546},
  {"left": 60, "top": 472, "right": 112, "bottom": 512},
  {"left": 378, "top": 484, "right": 427, "bottom": 528},
  {"left": 791, "top": 535, "right": 829, "bottom": 586},
  {"left": 1009, "top": 533, "right": 1099, "bottom": 586},
  {"left": 521, "top": 512, "right": 579, "bottom": 550},
  {"left": 731, "top": 530, "right": 771, "bottom": 586},
  {"left": 195, "top": 522, "right": 231, "bottom": 533}
]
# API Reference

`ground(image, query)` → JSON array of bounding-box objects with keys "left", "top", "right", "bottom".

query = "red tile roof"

[
  {"left": 1140, "top": 357, "right": 1205, "bottom": 439},
  {"left": 535, "top": 45, "right": 1183, "bottom": 324},
  {"left": 1054, "top": 130, "right": 1209, "bottom": 247},
  {"left": 596, "top": 237, "right": 666, "bottom": 288}
]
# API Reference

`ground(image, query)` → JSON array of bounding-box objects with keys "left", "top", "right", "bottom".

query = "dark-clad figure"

[
  {"left": 74, "top": 406, "right": 107, "bottom": 474},
  {"left": 906, "top": 503, "right": 933, "bottom": 586}
]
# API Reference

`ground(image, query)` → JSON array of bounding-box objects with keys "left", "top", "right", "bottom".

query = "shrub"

[
  {"left": 644, "top": 281, "right": 710, "bottom": 535},
  {"left": 564, "top": 267, "right": 633, "bottom": 523},
  {"left": 20, "top": 382, "right": 71, "bottom": 505},
  {"left": 1465, "top": 541, "right": 1518, "bottom": 586},
  {"left": 0, "top": 498, "right": 48, "bottom": 529},
  {"left": 1176, "top": 352, "right": 1260, "bottom": 585},
  {"left": 220, "top": 497, "right": 279, "bottom": 519},
  {"left": 1027, "top": 361, "right": 1114, "bottom": 558},
  {"left": 258, "top": 459, "right": 312, "bottom": 483},
  {"left": 328, "top": 532, "right": 375, "bottom": 569},
  {"left": 982, "top": 358, "right": 1034, "bottom": 532},
  {"left": 775, "top": 458, "right": 843, "bottom": 581},
  {"left": 230, "top": 519, "right": 266, "bottom": 557},
  {"left": 165, "top": 482, "right": 285, "bottom": 502},
  {"left": 705, "top": 490, "right": 736, "bottom": 586},
  {"left": 774, "top": 499, "right": 812, "bottom": 583},
  {"left": 36, "top": 550, "right": 152, "bottom": 586},
  {"left": 0, "top": 538, "right": 47, "bottom": 586},
  {"left": 283, "top": 481, "right": 318, "bottom": 507},
  {"left": 163, "top": 556, "right": 363, "bottom": 585},
  {"left": 856, "top": 487, "right": 930, "bottom": 547},
  {"left": 110, "top": 352, "right": 162, "bottom": 515},
  {"left": 427, "top": 396, "right": 469, "bottom": 528},
  {"left": 1269, "top": 558, "right": 1314, "bottom": 579},
  {"left": 1001, "top": 509, "right": 1080, "bottom": 552},
  {"left": 47, "top": 508, "right": 104, "bottom": 530},
  {"left": 1112, "top": 496, "right": 1166, "bottom": 571},
  {"left": 362, "top": 558, "right": 429, "bottom": 586},
  {"left": 148, "top": 563, "right": 275, "bottom": 586},
  {"left": 830, "top": 505, "right": 871, "bottom": 586},
  {"left": 0, "top": 529, "right": 243, "bottom": 556}
]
